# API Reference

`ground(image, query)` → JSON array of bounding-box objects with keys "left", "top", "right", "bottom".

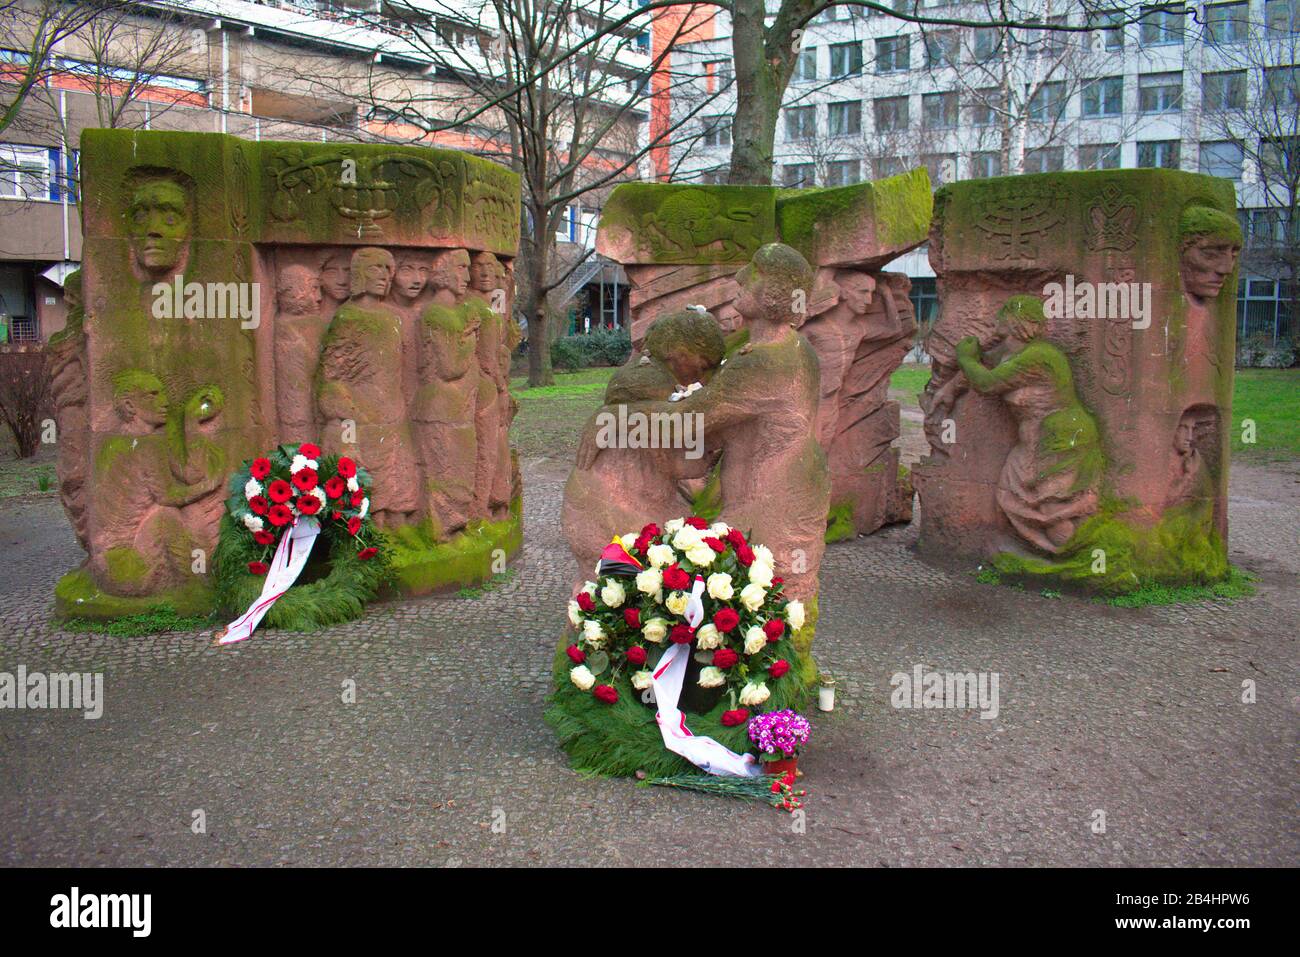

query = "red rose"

[
  {"left": 292, "top": 467, "right": 318, "bottom": 492},
  {"left": 772, "top": 577, "right": 784, "bottom": 585},
  {"left": 763, "top": 618, "right": 785, "bottom": 641},
  {"left": 685, "top": 516, "right": 708, "bottom": 530},
  {"left": 247, "top": 561, "right": 269, "bottom": 575},
  {"left": 347, "top": 516, "right": 362, "bottom": 536},
  {"left": 248, "top": 495, "right": 269, "bottom": 516},
  {"left": 735, "top": 543, "right": 755, "bottom": 567},
  {"left": 623, "top": 607, "right": 641, "bottom": 629},
  {"left": 350, "top": 489, "right": 365, "bottom": 507},
  {"left": 331, "top": 510, "right": 342, "bottom": 521},
  {"left": 640, "top": 522, "right": 660, "bottom": 539},
  {"left": 721, "top": 708, "right": 750, "bottom": 727},
  {"left": 663, "top": 564, "right": 690, "bottom": 591},
  {"left": 625, "top": 645, "right": 647, "bottom": 666},
  {"left": 250, "top": 457, "right": 271, "bottom": 480},
  {"left": 713, "top": 647, "right": 739, "bottom": 669},
  {"left": 298, "top": 442, "right": 321, "bottom": 459},
  {"left": 633, "top": 535, "right": 650, "bottom": 555},
  {"left": 576, "top": 591, "right": 595, "bottom": 612},
  {"left": 268, "top": 504, "right": 293, "bottom": 527},
  {"left": 267, "top": 479, "right": 293, "bottom": 503},
  {"left": 713, "top": 607, "right": 740, "bottom": 633},
  {"left": 324, "top": 476, "right": 346, "bottom": 499},
  {"left": 336, "top": 456, "right": 357, "bottom": 478},
  {"left": 704, "top": 536, "right": 726, "bottom": 552},
  {"left": 769, "top": 659, "right": 790, "bottom": 679},
  {"left": 593, "top": 684, "right": 618, "bottom": 704},
  {"left": 566, "top": 645, "right": 585, "bottom": 664},
  {"left": 358, "top": 546, "right": 378, "bottom": 561},
  {"left": 669, "top": 624, "right": 695, "bottom": 644},
  {"left": 253, "top": 530, "right": 275, "bottom": 546},
  {"left": 297, "top": 493, "right": 322, "bottom": 516},
  {"left": 725, "top": 528, "right": 746, "bottom": 549}
]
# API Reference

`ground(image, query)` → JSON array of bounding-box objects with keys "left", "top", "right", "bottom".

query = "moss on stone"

[
  {"left": 103, "top": 546, "right": 150, "bottom": 586},
  {"left": 54, "top": 567, "right": 214, "bottom": 621},
  {"left": 824, "top": 501, "right": 856, "bottom": 543},
  {"left": 382, "top": 495, "right": 522, "bottom": 595},
  {"left": 776, "top": 168, "right": 931, "bottom": 264}
]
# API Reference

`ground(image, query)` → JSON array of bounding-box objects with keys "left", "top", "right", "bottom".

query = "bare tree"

[{"left": 0, "top": 349, "right": 51, "bottom": 458}]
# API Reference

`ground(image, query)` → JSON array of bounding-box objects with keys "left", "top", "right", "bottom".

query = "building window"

[
  {"left": 830, "top": 41, "right": 864, "bottom": 77},
  {"left": 1260, "top": 136, "right": 1300, "bottom": 179},
  {"left": 922, "top": 91, "right": 958, "bottom": 128},
  {"left": 922, "top": 152, "right": 957, "bottom": 186},
  {"left": 1202, "top": 70, "right": 1247, "bottom": 110},
  {"left": 702, "top": 115, "right": 731, "bottom": 148},
  {"left": 1140, "top": 6, "right": 1183, "bottom": 45},
  {"left": 910, "top": 277, "right": 938, "bottom": 335},
  {"left": 1024, "top": 147, "right": 1064, "bottom": 173},
  {"left": 972, "top": 27, "right": 1000, "bottom": 62},
  {"left": 1205, "top": 2, "right": 1248, "bottom": 44},
  {"left": 1137, "top": 140, "right": 1180, "bottom": 168},
  {"left": 968, "top": 88, "right": 1002, "bottom": 126},
  {"left": 925, "top": 30, "right": 959, "bottom": 68},
  {"left": 0, "top": 145, "right": 53, "bottom": 201},
  {"left": 783, "top": 163, "right": 815, "bottom": 187},
  {"left": 1082, "top": 76, "right": 1123, "bottom": 117},
  {"left": 703, "top": 59, "right": 732, "bottom": 93},
  {"left": 1026, "top": 14, "right": 1070, "bottom": 59},
  {"left": 970, "top": 151, "right": 1002, "bottom": 178},
  {"left": 1089, "top": 9, "right": 1126, "bottom": 50},
  {"left": 828, "top": 100, "right": 862, "bottom": 136},
  {"left": 873, "top": 156, "right": 909, "bottom": 178},
  {"left": 1027, "top": 82, "right": 1067, "bottom": 122},
  {"left": 1199, "top": 140, "right": 1243, "bottom": 179},
  {"left": 1264, "top": 66, "right": 1300, "bottom": 106},
  {"left": 876, "top": 35, "right": 910, "bottom": 73},
  {"left": 1079, "top": 143, "right": 1122, "bottom": 169},
  {"left": 793, "top": 47, "right": 817, "bottom": 82},
  {"left": 873, "top": 95, "right": 910, "bottom": 132},
  {"left": 1266, "top": 0, "right": 1300, "bottom": 34},
  {"left": 826, "top": 160, "right": 861, "bottom": 186},
  {"left": 1139, "top": 72, "right": 1182, "bottom": 113},
  {"left": 784, "top": 105, "right": 817, "bottom": 140}
]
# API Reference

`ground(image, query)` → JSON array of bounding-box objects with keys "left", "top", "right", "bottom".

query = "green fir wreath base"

[
  {"left": 213, "top": 513, "right": 387, "bottom": 631},
  {"left": 544, "top": 626, "right": 816, "bottom": 779}
]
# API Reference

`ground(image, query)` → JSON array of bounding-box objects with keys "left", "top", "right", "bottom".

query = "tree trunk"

[
  {"left": 727, "top": 1, "right": 782, "bottom": 185},
  {"left": 525, "top": 211, "right": 555, "bottom": 387}
]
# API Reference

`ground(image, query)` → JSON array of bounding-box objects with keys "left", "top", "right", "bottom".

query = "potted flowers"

[{"left": 747, "top": 709, "right": 812, "bottom": 776}]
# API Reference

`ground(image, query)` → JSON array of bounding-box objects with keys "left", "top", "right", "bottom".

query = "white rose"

[
  {"left": 244, "top": 478, "right": 263, "bottom": 500},
  {"left": 665, "top": 591, "right": 688, "bottom": 616},
  {"left": 357, "top": 497, "right": 369, "bottom": 519},
  {"left": 636, "top": 567, "right": 663, "bottom": 596},
  {"left": 743, "top": 626, "right": 766, "bottom": 655},
  {"left": 567, "top": 600, "right": 582, "bottom": 628},
  {"left": 697, "top": 666, "right": 725, "bottom": 688},
  {"left": 570, "top": 665, "right": 595, "bottom": 691},
  {"left": 740, "top": 582, "right": 767, "bottom": 612},
  {"left": 620, "top": 532, "right": 638, "bottom": 551},
  {"left": 664, "top": 518, "right": 685, "bottom": 535},
  {"left": 582, "top": 619, "right": 606, "bottom": 646},
  {"left": 706, "top": 572, "right": 733, "bottom": 601},
  {"left": 647, "top": 544, "right": 675, "bottom": 568},
  {"left": 709, "top": 522, "right": 730, "bottom": 538},
  {"left": 739, "top": 681, "right": 770, "bottom": 706},
  {"left": 672, "top": 525, "right": 704, "bottom": 551},
  {"left": 242, "top": 513, "right": 264, "bottom": 533},
  {"left": 346, "top": 476, "right": 360, "bottom": 493},
  {"left": 642, "top": 618, "right": 668, "bottom": 644},
  {"left": 695, "top": 623, "right": 721, "bottom": 650},
  {"left": 631, "top": 669, "right": 653, "bottom": 691},
  {"left": 600, "top": 578, "right": 626, "bottom": 608},
  {"left": 685, "top": 541, "right": 716, "bottom": 566},
  {"left": 752, "top": 544, "right": 774, "bottom": 569},
  {"left": 786, "top": 600, "right": 806, "bottom": 631},
  {"left": 581, "top": 580, "right": 598, "bottom": 596},
  {"left": 748, "top": 561, "right": 774, "bottom": 587}
]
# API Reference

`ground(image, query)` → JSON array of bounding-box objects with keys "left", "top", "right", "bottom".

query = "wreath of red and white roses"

[
  {"left": 224, "top": 441, "right": 380, "bottom": 573},
  {"left": 564, "top": 516, "right": 807, "bottom": 726}
]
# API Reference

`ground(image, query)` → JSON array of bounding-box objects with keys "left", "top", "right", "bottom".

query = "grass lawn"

[
  {"left": 1231, "top": 368, "right": 1300, "bottom": 461},
  {"left": 889, "top": 363, "right": 932, "bottom": 398},
  {"left": 0, "top": 445, "right": 57, "bottom": 500},
  {"left": 509, "top": 367, "right": 614, "bottom": 461}
]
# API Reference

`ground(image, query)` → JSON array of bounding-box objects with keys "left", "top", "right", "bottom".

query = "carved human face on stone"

[
  {"left": 112, "top": 370, "right": 168, "bottom": 429},
  {"left": 276, "top": 265, "right": 322, "bottom": 316},
  {"left": 349, "top": 247, "right": 395, "bottom": 299},
  {"left": 838, "top": 272, "right": 876, "bottom": 316},
  {"left": 319, "top": 253, "right": 352, "bottom": 302},
  {"left": 470, "top": 252, "right": 503, "bottom": 294},
  {"left": 127, "top": 180, "right": 190, "bottom": 279},
  {"left": 393, "top": 257, "right": 430, "bottom": 301},
  {"left": 432, "top": 249, "right": 471, "bottom": 298},
  {"left": 1180, "top": 236, "right": 1241, "bottom": 304},
  {"left": 1173, "top": 413, "right": 1199, "bottom": 455}
]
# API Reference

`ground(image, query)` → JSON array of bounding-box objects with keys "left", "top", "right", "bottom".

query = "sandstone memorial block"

[
  {"left": 593, "top": 172, "right": 932, "bottom": 541},
  {"left": 915, "top": 169, "right": 1241, "bottom": 592},
  {"left": 52, "top": 129, "right": 522, "bottom": 620}
]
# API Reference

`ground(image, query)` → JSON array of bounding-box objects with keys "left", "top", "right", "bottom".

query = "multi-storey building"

[{"left": 669, "top": 1, "right": 1298, "bottom": 346}]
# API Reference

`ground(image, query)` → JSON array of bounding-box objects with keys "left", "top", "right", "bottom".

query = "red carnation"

[
  {"left": 324, "top": 476, "right": 346, "bottom": 499},
  {"left": 735, "top": 543, "right": 755, "bottom": 567},
  {"left": 247, "top": 561, "right": 269, "bottom": 575},
  {"left": 713, "top": 607, "right": 740, "bottom": 633},
  {"left": 267, "top": 479, "right": 293, "bottom": 504},
  {"left": 769, "top": 659, "right": 790, "bottom": 679},
  {"left": 625, "top": 645, "right": 648, "bottom": 666},
  {"left": 297, "top": 493, "right": 322, "bottom": 516},
  {"left": 268, "top": 504, "right": 293, "bottom": 527},
  {"left": 763, "top": 618, "right": 785, "bottom": 641},
  {"left": 623, "top": 607, "right": 641, "bottom": 629},
  {"left": 298, "top": 443, "right": 321, "bottom": 459},
  {"left": 350, "top": 489, "right": 365, "bottom": 507},
  {"left": 250, "top": 457, "right": 271, "bottom": 480},
  {"left": 640, "top": 522, "right": 660, "bottom": 539},
  {"left": 663, "top": 564, "right": 690, "bottom": 591},
  {"left": 713, "top": 647, "right": 739, "bottom": 669},
  {"left": 684, "top": 516, "right": 708, "bottom": 530},
  {"left": 565, "top": 645, "right": 585, "bottom": 664},
  {"left": 292, "top": 467, "right": 318, "bottom": 492},
  {"left": 347, "top": 516, "right": 362, "bottom": 536},
  {"left": 358, "top": 546, "right": 378, "bottom": 561},
  {"left": 704, "top": 536, "right": 726, "bottom": 553},
  {"left": 593, "top": 684, "right": 618, "bottom": 704},
  {"left": 576, "top": 591, "right": 595, "bottom": 612},
  {"left": 253, "top": 530, "right": 275, "bottom": 546},
  {"left": 336, "top": 456, "right": 357, "bottom": 478},
  {"left": 721, "top": 708, "right": 750, "bottom": 727},
  {"left": 248, "top": 495, "right": 269, "bottom": 516},
  {"left": 669, "top": 624, "right": 695, "bottom": 644},
  {"left": 725, "top": 528, "right": 746, "bottom": 549}
]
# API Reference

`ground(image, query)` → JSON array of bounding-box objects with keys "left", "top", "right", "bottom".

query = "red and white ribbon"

[
  {"left": 218, "top": 517, "right": 320, "bottom": 646},
  {"left": 650, "top": 575, "right": 760, "bottom": 777}
]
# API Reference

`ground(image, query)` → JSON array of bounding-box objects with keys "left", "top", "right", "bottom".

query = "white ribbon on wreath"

[{"left": 217, "top": 517, "right": 320, "bottom": 646}]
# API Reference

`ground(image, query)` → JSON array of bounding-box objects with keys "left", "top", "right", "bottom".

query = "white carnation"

[
  {"left": 706, "top": 572, "right": 733, "bottom": 601},
  {"left": 242, "top": 513, "right": 264, "bottom": 533},
  {"left": 647, "top": 544, "right": 675, "bottom": 568},
  {"left": 665, "top": 591, "right": 689, "bottom": 616},
  {"left": 636, "top": 567, "right": 663, "bottom": 596},
  {"left": 290, "top": 454, "right": 318, "bottom": 473},
  {"left": 244, "top": 478, "right": 263, "bottom": 500},
  {"left": 357, "top": 497, "right": 369, "bottom": 519},
  {"left": 311, "top": 486, "right": 328, "bottom": 506},
  {"left": 346, "top": 476, "right": 360, "bottom": 492},
  {"left": 567, "top": 600, "right": 582, "bottom": 628},
  {"left": 570, "top": 665, "right": 595, "bottom": 691},
  {"left": 748, "top": 560, "right": 774, "bottom": 588},
  {"left": 631, "top": 670, "right": 653, "bottom": 691},
  {"left": 740, "top": 582, "right": 767, "bottom": 612},
  {"left": 582, "top": 619, "right": 606, "bottom": 646},
  {"left": 642, "top": 618, "right": 668, "bottom": 644},
  {"left": 685, "top": 541, "right": 716, "bottom": 566},
  {"left": 786, "top": 600, "right": 806, "bottom": 631},
  {"left": 739, "top": 681, "right": 771, "bottom": 706},
  {"left": 695, "top": 623, "right": 721, "bottom": 650},
  {"left": 743, "top": 626, "right": 766, "bottom": 655},
  {"left": 697, "top": 666, "right": 725, "bottom": 689}
]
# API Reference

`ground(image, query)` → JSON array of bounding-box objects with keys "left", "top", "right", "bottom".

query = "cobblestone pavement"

[{"left": 0, "top": 457, "right": 1296, "bottom": 867}]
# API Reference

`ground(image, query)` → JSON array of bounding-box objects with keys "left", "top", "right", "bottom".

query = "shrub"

[
  {"left": 0, "top": 348, "right": 52, "bottom": 458},
  {"left": 1236, "top": 333, "right": 1297, "bottom": 369},
  {"left": 550, "top": 328, "right": 632, "bottom": 370}
]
